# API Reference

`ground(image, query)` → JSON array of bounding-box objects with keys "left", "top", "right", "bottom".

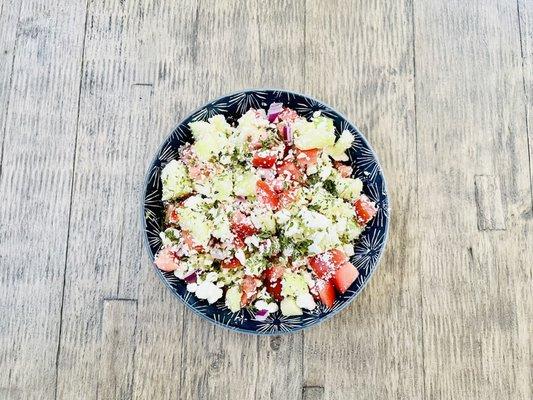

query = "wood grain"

[
  {"left": 413, "top": 0, "right": 532, "bottom": 398},
  {"left": 54, "top": 1, "right": 195, "bottom": 398},
  {"left": 303, "top": 1, "right": 423, "bottom": 399},
  {"left": 474, "top": 175, "right": 507, "bottom": 230},
  {"left": 0, "top": 1, "right": 531, "bottom": 399},
  {"left": 129, "top": 2, "right": 200, "bottom": 399},
  {"left": 0, "top": 0, "right": 87, "bottom": 399},
  {"left": 97, "top": 299, "right": 138, "bottom": 400},
  {"left": 516, "top": 2, "right": 533, "bottom": 398},
  {"left": 0, "top": 0, "right": 22, "bottom": 169},
  {"left": 518, "top": 0, "right": 533, "bottom": 206}
]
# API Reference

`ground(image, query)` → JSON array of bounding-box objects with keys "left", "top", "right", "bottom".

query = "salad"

[{"left": 154, "top": 103, "right": 377, "bottom": 319}]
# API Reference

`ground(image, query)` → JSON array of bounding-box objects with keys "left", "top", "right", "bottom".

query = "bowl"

[{"left": 141, "top": 89, "right": 389, "bottom": 334}]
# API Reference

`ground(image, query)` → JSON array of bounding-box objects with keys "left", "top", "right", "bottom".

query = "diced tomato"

[
  {"left": 154, "top": 247, "right": 179, "bottom": 272},
  {"left": 278, "top": 188, "right": 298, "bottom": 208},
  {"left": 252, "top": 152, "right": 277, "bottom": 168},
  {"left": 182, "top": 230, "right": 204, "bottom": 252},
  {"left": 309, "top": 249, "right": 348, "bottom": 278},
  {"left": 335, "top": 162, "right": 353, "bottom": 178},
  {"left": 221, "top": 257, "right": 242, "bottom": 269},
  {"left": 256, "top": 180, "right": 279, "bottom": 209},
  {"left": 354, "top": 194, "right": 377, "bottom": 225},
  {"left": 332, "top": 262, "right": 359, "bottom": 294},
  {"left": 231, "top": 222, "right": 256, "bottom": 238},
  {"left": 165, "top": 204, "right": 180, "bottom": 224},
  {"left": 231, "top": 222, "right": 257, "bottom": 249},
  {"left": 277, "top": 161, "right": 303, "bottom": 182},
  {"left": 317, "top": 279, "right": 336, "bottom": 308},
  {"left": 295, "top": 148, "right": 320, "bottom": 168},
  {"left": 241, "top": 275, "right": 260, "bottom": 306},
  {"left": 262, "top": 266, "right": 285, "bottom": 301}
]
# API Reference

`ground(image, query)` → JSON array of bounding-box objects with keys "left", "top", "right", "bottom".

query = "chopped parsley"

[{"left": 323, "top": 179, "right": 338, "bottom": 196}]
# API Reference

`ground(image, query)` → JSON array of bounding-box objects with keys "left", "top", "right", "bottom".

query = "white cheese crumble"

[
  {"left": 296, "top": 293, "right": 317, "bottom": 310},
  {"left": 195, "top": 280, "right": 223, "bottom": 304}
]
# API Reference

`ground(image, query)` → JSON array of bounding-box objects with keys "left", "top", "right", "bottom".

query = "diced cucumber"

[{"left": 280, "top": 297, "right": 303, "bottom": 316}]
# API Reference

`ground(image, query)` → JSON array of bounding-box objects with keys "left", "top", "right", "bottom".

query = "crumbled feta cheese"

[
  {"left": 296, "top": 293, "right": 317, "bottom": 310},
  {"left": 195, "top": 280, "right": 223, "bottom": 304},
  {"left": 319, "top": 165, "right": 332, "bottom": 180},
  {"left": 244, "top": 235, "right": 260, "bottom": 248},
  {"left": 267, "top": 302, "right": 279, "bottom": 313},
  {"left": 343, "top": 243, "right": 355, "bottom": 257},
  {"left": 283, "top": 245, "right": 294, "bottom": 257},
  {"left": 335, "top": 218, "right": 347, "bottom": 233},
  {"left": 255, "top": 300, "right": 269, "bottom": 310},
  {"left": 275, "top": 210, "right": 290, "bottom": 224},
  {"left": 186, "top": 283, "right": 198, "bottom": 292},
  {"left": 300, "top": 209, "right": 331, "bottom": 229},
  {"left": 205, "top": 271, "right": 218, "bottom": 282},
  {"left": 235, "top": 248, "right": 246, "bottom": 265},
  {"left": 285, "top": 222, "right": 302, "bottom": 237}
]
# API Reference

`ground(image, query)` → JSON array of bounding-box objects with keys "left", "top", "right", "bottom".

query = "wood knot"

[{"left": 269, "top": 336, "right": 281, "bottom": 351}]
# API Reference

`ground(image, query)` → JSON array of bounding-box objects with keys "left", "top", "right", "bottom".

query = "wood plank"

[
  {"left": 516, "top": 3, "right": 533, "bottom": 398},
  {"left": 97, "top": 299, "right": 137, "bottom": 400},
  {"left": 54, "top": 1, "right": 195, "bottom": 398},
  {"left": 254, "top": 2, "right": 306, "bottom": 400},
  {"left": 0, "top": 0, "right": 87, "bottom": 398},
  {"left": 302, "top": 1, "right": 422, "bottom": 399},
  {"left": 474, "top": 175, "right": 506, "bottom": 230},
  {"left": 0, "top": 0, "right": 22, "bottom": 168},
  {"left": 517, "top": 0, "right": 532, "bottom": 204},
  {"left": 302, "top": 386, "right": 324, "bottom": 400},
  {"left": 128, "top": 1, "right": 203, "bottom": 399},
  {"left": 413, "top": 1, "right": 532, "bottom": 398}
]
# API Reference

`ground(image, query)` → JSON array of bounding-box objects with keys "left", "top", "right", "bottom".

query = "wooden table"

[{"left": 1, "top": 1, "right": 532, "bottom": 399}]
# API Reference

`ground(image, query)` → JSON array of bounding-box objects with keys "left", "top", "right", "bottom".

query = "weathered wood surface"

[
  {"left": 414, "top": 1, "right": 532, "bottom": 399},
  {"left": 0, "top": 1, "right": 531, "bottom": 399}
]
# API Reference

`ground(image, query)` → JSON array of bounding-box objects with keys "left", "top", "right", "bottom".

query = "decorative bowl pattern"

[{"left": 141, "top": 89, "right": 390, "bottom": 335}]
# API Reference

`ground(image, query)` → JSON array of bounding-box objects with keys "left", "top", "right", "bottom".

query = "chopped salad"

[{"left": 154, "top": 103, "right": 377, "bottom": 319}]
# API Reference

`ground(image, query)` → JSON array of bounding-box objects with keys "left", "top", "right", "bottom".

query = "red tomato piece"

[
  {"left": 182, "top": 230, "right": 204, "bottom": 252},
  {"left": 154, "top": 247, "right": 179, "bottom": 272},
  {"left": 221, "top": 257, "right": 242, "bottom": 269},
  {"left": 241, "top": 275, "right": 260, "bottom": 306},
  {"left": 165, "top": 204, "right": 180, "bottom": 224},
  {"left": 231, "top": 222, "right": 256, "bottom": 238},
  {"left": 332, "top": 262, "right": 359, "bottom": 294},
  {"left": 262, "top": 266, "right": 285, "bottom": 301},
  {"left": 317, "top": 279, "right": 336, "bottom": 308},
  {"left": 295, "top": 148, "right": 320, "bottom": 168},
  {"left": 309, "top": 249, "right": 348, "bottom": 278},
  {"left": 277, "top": 161, "right": 304, "bottom": 182},
  {"left": 252, "top": 152, "right": 277, "bottom": 168},
  {"left": 256, "top": 180, "right": 280, "bottom": 209},
  {"left": 334, "top": 162, "right": 353, "bottom": 178},
  {"left": 354, "top": 194, "right": 377, "bottom": 225},
  {"left": 278, "top": 188, "right": 298, "bottom": 209}
]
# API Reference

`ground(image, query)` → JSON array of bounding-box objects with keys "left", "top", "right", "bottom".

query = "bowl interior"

[{"left": 142, "top": 89, "right": 389, "bottom": 334}]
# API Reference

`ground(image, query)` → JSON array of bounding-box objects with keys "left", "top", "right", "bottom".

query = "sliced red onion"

[
  {"left": 283, "top": 124, "right": 293, "bottom": 145},
  {"left": 255, "top": 309, "right": 270, "bottom": 321},
  {"left": 267, "top": 103, "right": 284, "bottom": 122},
  {"left": 183, "top": 271, "right": 197, "bottom": 283}
]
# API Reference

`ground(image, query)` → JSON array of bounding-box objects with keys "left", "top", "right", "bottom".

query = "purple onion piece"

[
  {"left": 183, "top": 271, "right": 197, "bottom": 283},
  {"left": 283, "top": 124, "right": 293, "bottom": 144},
  {"left": 267, "top": 103, "right": 284, "bottom": 122},
  {"left": 255, "top": 309, "right": 270, "bottom": 321}
]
